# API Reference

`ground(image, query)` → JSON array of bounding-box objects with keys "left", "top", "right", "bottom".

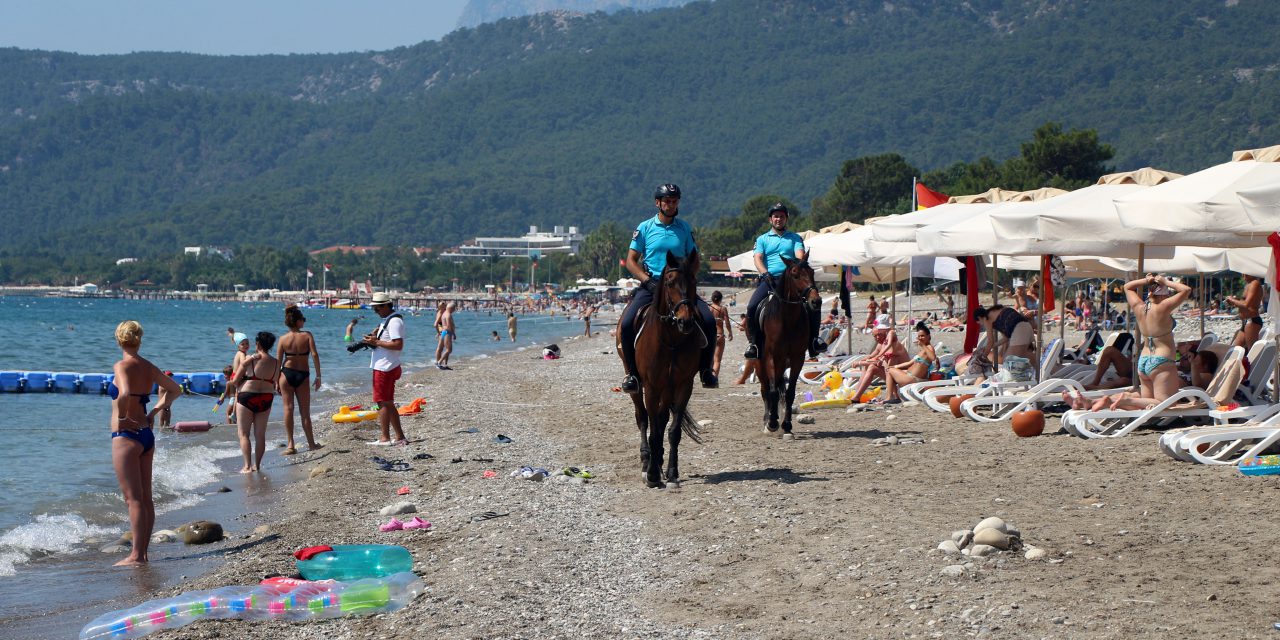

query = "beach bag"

[
  {"left": 995, "top": 355, "right": 1034, "bottom": 383},
  {"left": 542, "top": 344, "right": 561, "bottom": 360}
]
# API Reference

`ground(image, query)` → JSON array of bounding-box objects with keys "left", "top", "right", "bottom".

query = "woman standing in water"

[
  {"left": 232, "top": 331, "right": 279, "bottom": 473},
  {"left": 110, "top": 320, "right": 181, "bottom": 566},
  {"left": 276, "top": 305, "right": 322, "bottom": 455}
]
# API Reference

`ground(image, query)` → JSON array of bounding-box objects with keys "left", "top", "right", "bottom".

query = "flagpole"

[{"left": 909, "top": 177, "right": 916, "bottom": 325}]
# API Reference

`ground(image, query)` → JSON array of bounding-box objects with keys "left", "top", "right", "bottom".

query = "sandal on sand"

[
  {"left": 470, "top": 511, "right": 508, "bottom": 523},
  {"left": 402, "top": 517, "right": 432, "bottom": 530},
  {"left": 563, "top": 467, "right": 594, "bottom": 479},
  {"left": 282, "top": 447, "right": 298, "bottom": 456},
  {"left": 368, "top": 440, "right": 394, "bottom": 447},
  {"left": 379, "top": 517, "right": 404, "bottom": 532},
  {"left": 396, "top": 486, "right": 411, "bottom": 495},
  {"left": 493, "top": 434, "right": 513, "bottom": 444}
]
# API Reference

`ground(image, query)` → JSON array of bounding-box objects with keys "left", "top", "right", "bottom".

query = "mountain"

[
  {"left": 457, "top": 0, "right": 696, "bottom": 29},
  {"left": 2, "top": 0, "right": 1279, "bottom": 258}
]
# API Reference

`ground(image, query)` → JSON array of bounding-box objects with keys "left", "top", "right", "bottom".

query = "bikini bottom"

[
  {"left": 281, "top": 367, "right": 309, "bottom": 389},
  {"left": 1137, "top": 355, "right": 1175, "bottom": 376},
  {"left": 111, "top": 427, "right": 155, "bottom": 453},
  {"left": 237, "top": 392, "right": 275, "bottom": 414}
]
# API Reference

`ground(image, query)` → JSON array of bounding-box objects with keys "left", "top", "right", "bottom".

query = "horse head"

[
  {"left": 781, "top": 256, "right": 821, "bottom": 312},
  {"left": 659, "top": 250, "right": 698, "bottom": 334}
]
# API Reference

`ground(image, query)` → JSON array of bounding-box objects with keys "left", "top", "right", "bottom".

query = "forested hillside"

[
  {"left": 457, "top": 0, "right": 695, "bottom": 28},
  {"left": 2, "top": 0, "right": 1278, "bottom": 259}
]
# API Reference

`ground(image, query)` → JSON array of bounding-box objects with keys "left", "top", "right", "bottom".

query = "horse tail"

[{"left": 678, "top": 408, "right": 704, "bottom": 444}]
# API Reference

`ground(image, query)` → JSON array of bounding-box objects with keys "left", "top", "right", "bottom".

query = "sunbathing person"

[
  {"left": 1226, "top": 274, "right": 1263, "bottom": 353},
  {"left": 880, "top": 323, "right": 938, "bottom": 403},
  {"left": 1082, "top": 333, "right": 1135, "bottom": 389},
  {"left": 1065, "top": 274, "right": 1191, "bottom": 411},
  {"left": 847, "top": 314, "right": 909, "bottom": 403}
]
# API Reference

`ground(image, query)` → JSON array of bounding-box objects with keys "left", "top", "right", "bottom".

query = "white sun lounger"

[{"left": 1061, "top": 346, "right": 1247, "bottom": 439}]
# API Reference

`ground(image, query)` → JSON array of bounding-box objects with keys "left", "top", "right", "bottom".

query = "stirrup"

[
  {"left": 621, "top": 375, "right": 639, "bottom": 394},
  {"left": 744, "top": 344, "right": 759, "bottom": 360}
]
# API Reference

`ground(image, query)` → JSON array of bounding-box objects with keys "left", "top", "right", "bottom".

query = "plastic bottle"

[
  {"left": 295, "top": 544, "right": 414, "bottom": 581},
  {"left": 80, "top": 573, "right": 424, "bottom": 639}
]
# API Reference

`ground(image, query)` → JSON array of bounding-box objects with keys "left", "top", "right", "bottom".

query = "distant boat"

[{"left": 330, "top": 299, "right": 361, "bottom": 310}]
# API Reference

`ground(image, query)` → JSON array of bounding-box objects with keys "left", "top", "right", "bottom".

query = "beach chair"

[
  {"left": 900, "top": 336, "right": 990, "bottom": 402},
  {"left": 920, "top": 339, "right": 1080, "bottom": 413},
  {"left": 1061, "top": 346, "right": 1248, "bottom": 439},
  {"left": 1156, "top": 341, "right": 1279, "bottom": 462}
]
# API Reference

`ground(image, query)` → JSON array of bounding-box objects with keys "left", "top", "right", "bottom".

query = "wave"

[{"left": 0, "top": 514, "right": 117, "bottom": 577}]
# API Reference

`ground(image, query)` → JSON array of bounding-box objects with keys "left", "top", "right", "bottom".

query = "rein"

[{"left": 772, "top": 267, "right": 818, "bottom": 307}]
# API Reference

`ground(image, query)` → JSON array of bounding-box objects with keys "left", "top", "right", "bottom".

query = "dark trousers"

[
  {"left": 620, "top": 287, "right": 716, "bottom": 375},
  {"left": 746, "top": 277, "right": 820, "bottom": 346}
]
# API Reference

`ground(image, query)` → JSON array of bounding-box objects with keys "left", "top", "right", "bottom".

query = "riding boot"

[
  {"left": 808, "top": 306, "right": 827, "bottom": 358},
  {"left": 744, "top": 309, "right": 762, "bottom": 360}
]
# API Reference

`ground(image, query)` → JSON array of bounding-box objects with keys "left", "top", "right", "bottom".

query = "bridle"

[
  {"left": 774, "top": 262, "right": 820, "bottom": 311},
  {"left": 658, "top": 266, "right": 696, "bottom": 334}
]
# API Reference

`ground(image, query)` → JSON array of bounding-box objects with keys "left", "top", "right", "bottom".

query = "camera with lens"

[{"left": 346, "top": 342, "right": 374, "bottom": 354}]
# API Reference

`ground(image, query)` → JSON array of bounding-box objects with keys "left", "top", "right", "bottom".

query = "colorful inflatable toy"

[{"left": 79, "top": 572, "right": 423, "bottom": 639}]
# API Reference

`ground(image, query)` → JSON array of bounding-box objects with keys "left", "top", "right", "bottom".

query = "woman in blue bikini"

[
  {"left": 110, "top": 320, "right": 182, "bottom": 566},
  {"left": 880, "top": 323, "right": 939, "bottom": 404},
  {"left": 1066, "top": 274, "right": 1190, "bottom": 411}
]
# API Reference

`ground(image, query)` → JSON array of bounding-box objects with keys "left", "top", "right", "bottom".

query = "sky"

[{"left": 0, "top": 0, "right": 471, "bottom": 56}]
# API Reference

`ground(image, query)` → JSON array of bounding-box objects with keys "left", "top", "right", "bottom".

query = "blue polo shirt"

[
  {"left": 630, "top": 214, "right": 698, "bottom": 276},
  {"left": 754, "top": 230, "right": 806, "bottom": 276}
]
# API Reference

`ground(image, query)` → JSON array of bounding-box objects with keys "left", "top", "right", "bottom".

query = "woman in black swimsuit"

[
  {"left": 110, "top": 320, "right": 182, "bottom": 566},
  {"left": 233, "top": 331, "right": 278, "bottom": 473},
  {"left": 276, "top": 305, "right": 322, "bottom": 455}
]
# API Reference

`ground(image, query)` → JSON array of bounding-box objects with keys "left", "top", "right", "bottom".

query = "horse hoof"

[
  {"left": 782, "top": 432, "right": 795, "bottom": 441},
  {"left": 645, "top": 478, "right": 666, "bottom": 489},
  {"left": 765, "top": 424, "right": 779, "bottom": 433},
  {"left": 666, "top": 479, "right": 681, "bottom": 488}
]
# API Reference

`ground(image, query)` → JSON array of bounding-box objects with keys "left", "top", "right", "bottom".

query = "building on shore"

[{"left": 440, "top": 226, "right": 582, "bottom": 261}]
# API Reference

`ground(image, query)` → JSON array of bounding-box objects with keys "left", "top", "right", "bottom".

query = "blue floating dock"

[{"left": 0, "top": 372, "right": 225, "bottom": 395}]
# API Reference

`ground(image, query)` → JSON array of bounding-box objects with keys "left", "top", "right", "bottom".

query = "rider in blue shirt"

[
  {"left": 743, "top": 203, "right": 826, "bottom": 360},
  {"left": 618, "top": 183, "right": 719, "bottom": 393}
]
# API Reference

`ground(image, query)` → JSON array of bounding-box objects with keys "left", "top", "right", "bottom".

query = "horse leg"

[
  {"left": 761, "top": 367, "right": 780, "bottom": 433},
  {"left": 666, "top": 387, "right": 693, "bottom": 486},
  {"left": 781, "top": 356, "right": 802, "bottom": 440},
  {"left": 646, "top": 404, "right": 669, "bottom": 488},
  {"left": 631, "top": 392, "right": 649, "bottom": 473}
]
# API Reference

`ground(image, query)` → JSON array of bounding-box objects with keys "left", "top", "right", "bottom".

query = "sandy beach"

[{"left": 103, "top": 316, "right": 1280, "bottom": 640}]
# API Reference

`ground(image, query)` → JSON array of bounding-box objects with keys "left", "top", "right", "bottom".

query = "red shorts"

[{"left": 372, "top": 366, "right": 401, "bottom": 404}]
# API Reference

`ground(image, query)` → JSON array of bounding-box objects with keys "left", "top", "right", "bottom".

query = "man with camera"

[{"left": 361, "top": 292, "right": 408, "bottom": 446}]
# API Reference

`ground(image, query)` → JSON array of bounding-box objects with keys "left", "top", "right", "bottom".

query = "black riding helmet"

[
  {"left": 654, "top": 184, "right": 682, "bottom": 200},
  {"left": 767, "top": 203, "right": 789, "bottom": 217}
]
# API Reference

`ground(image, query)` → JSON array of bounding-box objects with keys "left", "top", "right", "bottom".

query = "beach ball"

[
  {"left": 949, "top": 394, "right": 975, "bottom": 418},
  {"left": 1011, "top": 409, "right": 1045, "bottom": 437}
]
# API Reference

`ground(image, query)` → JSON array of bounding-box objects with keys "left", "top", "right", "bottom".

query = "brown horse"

[
  {"left": 758, "top": 257, "right": 822, "bottom": 438},
  {"left": 615, "top": 251, "right": 704, "bottom": 488}
]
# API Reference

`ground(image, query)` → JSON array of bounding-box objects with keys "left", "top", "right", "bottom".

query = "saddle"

[{"left": 634, "top": 303, "right": 709, "bottom": 350}]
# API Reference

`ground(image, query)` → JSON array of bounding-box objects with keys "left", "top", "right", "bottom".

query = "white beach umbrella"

[{"left": 1112, "top": 149, "right": 1280, "bottom": 244}]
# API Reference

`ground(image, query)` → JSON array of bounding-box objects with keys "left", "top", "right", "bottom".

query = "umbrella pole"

[
  {"left": 891, "top": 267, "right": 898, "bottom": 328},
  {"left": 1199, "top": 273, "right": 1205, "bottom": 339},
  {"left": 1133, "top": 243, "right": 1145, "bottom": 392},
  {"left": 992, "top": 256, "right": 999, "bottom": 305}
]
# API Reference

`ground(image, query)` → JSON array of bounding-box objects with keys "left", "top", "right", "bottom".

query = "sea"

[{"left": 0, "top": 295, "right": 600, "bottom": 638}]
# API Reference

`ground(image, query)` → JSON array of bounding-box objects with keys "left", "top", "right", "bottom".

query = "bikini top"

[
  {"left": 108, "top": 385, "right": 150, "bottom": 409},
  {"left": 242, "top": 357, "right": 279, "bottom": 382},
  {"left": 283, "top": 332, "right": 311, "bottom": 357}
]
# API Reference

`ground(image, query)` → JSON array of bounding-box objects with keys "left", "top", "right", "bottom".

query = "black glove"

[
  {"left": 762, "top": 274, "right": 777, "bottom": 289},
  {"left": 641, "top": 278, "right": 659, "bottom": 294}
]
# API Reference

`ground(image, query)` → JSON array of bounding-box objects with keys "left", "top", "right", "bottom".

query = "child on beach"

[
  {"left": 110, "top": 320, "right": 182, "bottom": 566},
  {"left": 226, "top": 330, "right": 250, "bottom": 424}
]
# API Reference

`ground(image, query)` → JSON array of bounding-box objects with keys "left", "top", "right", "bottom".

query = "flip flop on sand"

[
  {"left": 396, "top": 486, "right": 411, "bottom": 495},
  {"left": 282, "top": 447, "right": 297, "bottom": 456},
  {"left": 470, "top": 511, "right": 508, "bottom": 523},
  {"left": 562, "top": 467, "right": 594, "bottom": 479},
  {"left": 494, "top": 434, "right": 513, "bottom": 444}
]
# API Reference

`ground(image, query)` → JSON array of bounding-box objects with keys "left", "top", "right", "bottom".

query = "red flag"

[
  {"left": 1040, "top": 256, "right": 1056, "bottom": 313},
  {"left": 963, "top": 256, "right": 981, "bottom": 353},
  {"left": 323, "top": 264, "right": 332, "bottom": 272},
  {"left": 916, "top": 182, "right": 949, "bottom": 209}
]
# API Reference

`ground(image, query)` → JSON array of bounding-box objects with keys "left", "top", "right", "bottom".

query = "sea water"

[{"left": 0, "top": 295, "right": 598, "bottom": 633}]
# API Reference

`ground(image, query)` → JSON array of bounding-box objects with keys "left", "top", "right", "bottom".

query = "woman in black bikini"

[
  {"left": 110, "top": 320, "right": 182, "bottom": 566},
  {"left": 233, "top": 331, "right": 278, "bottom": 473},
  {"left": 276, "top": 305, "right": 322, "bottom": 455}
]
